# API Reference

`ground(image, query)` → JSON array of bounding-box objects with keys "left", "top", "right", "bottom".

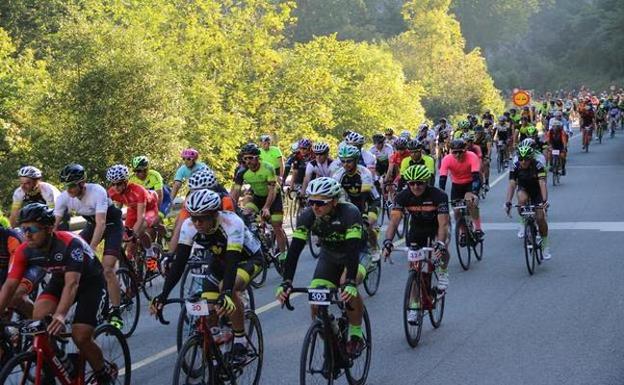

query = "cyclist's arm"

[
  {"left": 160, "top": 244, "right": 192, "bottom": 299},
  {"left": 133, "top": 203, "right": 146, "bottom": 234},
  {"left": 90, "top": 212, "right": 107, "bottom": 251},
  {"left": 436, "top": 212, "right": 450, "bottom": 244},
  {"left": 438, "top": 157, "right": 449, "bottom": 190},
  {"left": 300, "top": 163, "right": 315, "bottom": 197},
  {"left": 506, "top": 168, "right": 518, "bottom": 203},
  {"left": 53, "top": 194, "right": 68, "bottom": 231},
  {"left": 343, "top": 223, "right": 363, "bottom": 283},
  {"left": 170, "top": 180, "right": 182, "bottom": 200},
  {"left": 0, "top": 278, "right": 20, "bottom": 314},
  {"left": 538, "top": 166, "right": 548, "bottom": 202},
  {"left": 9, "top": 191, "right": 21, "bottom": 228},
  {"left": 384, "top": 195, "right": 404, "bottom": 242},
  {"left": 281, "top": 210, "right": 313, "bottom": 282}
]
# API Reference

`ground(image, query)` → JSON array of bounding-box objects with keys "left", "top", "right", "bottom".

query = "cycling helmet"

[
  {"left": 520, "top": 138, "right": 535, "bottom": 148},
  {"left": 106, "top": 164, "right": 130, "bottom": 183},
  {"left": 18, "top": 203, "right": 55, "bottom": 226},
  {"left": 418, "top": 123, "right": 429, "bottom": 132},
  {"left": 312, "top": 142, "right": 330, "bottom": 154},
  {"left": 439, "top": 118, "right": 447, "bottom": 124},
  {"left": 260, "top": 134, "right": 271, "bottom": 142},
  {"left": 181, "top": 148, "right": 199, "bottom": 160},
  {"left": 498, "top": 116, "right": 506, "bottom": 122},
  {"left": 290, "top": 142, "right": 299, "bottom": 152},
  {"left": 551, "top": 120, "right": 563, "bottom": 129},
  {"left": 403, "top": 164, "right": 431, "bottom": 182},
  {"left": 510, "top": 108, "right": 517, "bottom": 113},
  {"left": 384, "top": 127, "right": 394, "bottom": 135},
  {"left": 240, "top": 143, "right": 261, "bottom": 156},
  {"left": 298, "top": 138, "right": 312, "bottom": 149},
  {"left": 394, "top": 137, "right": 408, "bottom": 150},
  {"left": 132, "top": 156, "right": 149, "bottom": 170},
  {"left": 517, "top": 145, "right": 533, "bottom": 159},
  {"left": 554, "top": 111, "right": 563, "bottom": 118},
  {"left": 306, "top": 177, "right": 342, "bottom": 198},
  {"left": 338, "top": 144, "right": 360, "bottom": 160},
  {"left": 526, "top": 126, "right": 537, "bottom": 136},
  {"left": 399, "top": 130, "right": 411, "bottom": 139},
  {"left": 407, "top": 139, "right": 424, "bottom": 151},
  {"left": 188, "top": 168, "right": 217, "bottom": 191},
  {"left": 345, "top": 132, "right": 365, "bottom": 146},
  {"left": 372, "top": 134, "right": 385, "bottom": 144},
  {"left": 458, "top": 120, "right": 470, "bottom": 130},
  {"left": 18, "top": 166, "right": 42, "bottom": 179},
  {"left": 462, "top": 133, "right": 475, "bottom": 142},
  {"left": 59, "top": 164, "right": 86, "bottom": 183},
  {"left": 185, "top": 189, "right": 221, "bottom": 214},
  {"left": 450, "top": 139, "right": 466, "bottom": 150}
]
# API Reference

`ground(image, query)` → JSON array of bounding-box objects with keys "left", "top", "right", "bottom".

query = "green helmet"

[
  {"left": 338, "top": 144, "right": 360, "bottom": 160},
  {"left": 458, "top": 120, "right": 471, "bottom": 130},
  {"left": 132, "top": 155, "right": 149, "bottom": 170},
  {"left": 526, "top": 126, "right": 537, "bottom": 136},
  {"left": 517, "top": 145, "right": 533, "bottom": 159},
  {"left": 403, "top": 164, "right": 431, "bottom": 182}
]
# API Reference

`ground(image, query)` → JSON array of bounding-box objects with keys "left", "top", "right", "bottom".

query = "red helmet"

[{"left": 181, "top": 148, "right": 199, "bottom": 160}]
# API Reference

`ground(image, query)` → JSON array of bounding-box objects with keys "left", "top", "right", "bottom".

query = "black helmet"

[
  {"left": 240, "top": 143, "right": 261, "bottom": 156},
  {"left": 372, "top": 134, "right": 385, "bottom": 144},
  {"left": 450, "top": 139, "right": 466, "bottom": 150},
  {"left": 60, "top": 163, "right": 86, "bottom": 184},
  {"left": 407, "top": 139, "right": 424, "bottom": 151},
  {"left": 18, "top": 203, "right": 55, "bottom": 226}
]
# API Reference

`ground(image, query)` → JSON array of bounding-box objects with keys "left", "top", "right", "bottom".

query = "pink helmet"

[{"left": 181, "top": 148, "right": 199, "bottom": 160}]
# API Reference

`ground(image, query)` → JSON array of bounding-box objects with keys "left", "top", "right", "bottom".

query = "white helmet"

[
  {"left": 18, "top": 166, "right": 42, "bottom": 179},
  {"left": 188, "top": 168, "right": 217, "bottom": 191},
  {"left": 345, "top": 132, "right": 365, "bottom": 146},
  {"left": 306, "top": 177, "right": 342, "bottom": 198},
  {"left": 185, "top": 189, "right": 221, "bottom": 214},
  {"left": 312, "top": 142, "right": 330, "bottom": 154},
  {"left": 106, "top": 164, "right": 129, "bottom": 183}
]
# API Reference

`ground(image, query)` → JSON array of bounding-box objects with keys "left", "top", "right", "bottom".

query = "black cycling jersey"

[
  {"left": 393, "top": 186, "right": 449, "bottom": 245},
  {"left": 510, "top": 159, "right": 546, "bottom": 192}
]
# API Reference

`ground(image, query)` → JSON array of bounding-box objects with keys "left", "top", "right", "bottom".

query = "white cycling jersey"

[{"left": 54, "top": 183, "right": 111, "bottom": 218}]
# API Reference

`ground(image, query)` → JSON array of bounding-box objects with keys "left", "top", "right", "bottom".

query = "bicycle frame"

[
  {"left": 407, "top": 247, "right": 438, "bottom": 310},
  {"left": 30, "top": 331, "right": 87, "bottom": 385}
]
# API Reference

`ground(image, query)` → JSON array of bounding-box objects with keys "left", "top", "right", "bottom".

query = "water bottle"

[
  {"left": 329, "top": 314, "right": 340, "bottom": 336},
  {"left": 220, "top": 325, "right": 233, "bottom": 354},
  {"left": 211, "top": 326, "right": 222, "bottom": 344}
]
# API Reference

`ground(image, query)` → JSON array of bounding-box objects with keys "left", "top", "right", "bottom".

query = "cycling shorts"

[
  {"left": 197, "top": 252, "right": 263, "bottom": 300},
  {"left": 80, "top": 205, "right": 123, "bottom": 258},
  {"left": 518, "top": 186, "right": 543, "bottom": 205},
  {"left": 38, "top": 273, "right": 108, "bottom": 327},
  {"left": 245, "top": 194, "right": 284, "bottom": 222},
  {"left": 451, "top": 182, "right": 474, "bottom": 201},
  {"left": 310, "top": 251, "right": 366, "bottom": 289},
  {"left": 125, "top": 207, "right": 159, "bottom": 229}
]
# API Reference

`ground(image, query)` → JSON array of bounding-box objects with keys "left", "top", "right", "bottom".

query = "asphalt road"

[{"left": 124, "top": 127, "right": 624, "bottom": 385}]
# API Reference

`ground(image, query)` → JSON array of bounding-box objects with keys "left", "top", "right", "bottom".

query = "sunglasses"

[
  {"left": 111, "top": 181, "right": 126, "bottom": 187},
  {"left": 21, "top": 225, "right": 43, "bottom": 234},
  {"left": 340, "top": 159, "right": 356, "bottom": 164},
  {"left": 183, "top": 157, "right": 195, "bottom": 161},
  {"left": 308, "top": 199, "right": 332, "bottom": 207},
  {"left": 134, "top": 169, "right": 147, "bottom": 173},
  {"left": 243, "top": 155, "right": 259, "bottom": 161},
  {"left": 518, "top": 157, "right": 531, "bottom": 161},
  {"left": 407, "top": 181, "right": 427, "bottom": 187},
  {"left": 190, "top": 214, "right": 214, "bottom": 223},
  {"left": 452, "top": 150, "right": 465, "bottom": 155}
]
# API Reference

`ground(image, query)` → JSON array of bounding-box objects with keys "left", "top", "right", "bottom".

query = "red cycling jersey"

[
  {"left": 439, "top": 151, "right": 481, "bottom": 184},
  {"left": 108, "top": 182, "right": 159, "bottom": 228},
  {"left": 390, "top": 150, "right": 410, "bottom": 167}
]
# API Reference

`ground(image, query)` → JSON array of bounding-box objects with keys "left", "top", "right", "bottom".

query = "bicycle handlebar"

[
  {"left": 155, "top": 298, "right": 186, "bottom": 325},
  {"left": 282, "top": 287, "right": 354, "bottom": 312}
]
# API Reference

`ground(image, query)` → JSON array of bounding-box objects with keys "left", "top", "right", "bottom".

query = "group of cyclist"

[{"left": 0, "top": 87, "right": 622, "bottom": 383}]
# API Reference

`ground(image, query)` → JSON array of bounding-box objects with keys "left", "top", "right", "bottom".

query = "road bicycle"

[
  {"left": 582, "top": 125, "right": 593, "bottom": 152},
  {"left": 451, "top": 199, "right": 483, "bottom": 271},
  {"left": 158, "top": 295, "right": 263, "bottom": 385},
  {"left": 0, "top": 317, "right": 130, "bottom": 385},
  {"left": 515, "top": 204, "right": 545, "bottom": 275},
  {"left": 496, "top": 140, "right": 508, "bottom": 173},
  {"left": 361, "top": 221, "right": 381, "bottom": 297},
  {"left": 550, "top": 149, "right": 562, "bottom": 186},
  {"left": 379, "top": 182, "right": 396, "bottom": 226},
  {"left": 403, "top": 245, "right": 445, "bottom": 348},
  {"left": 283, "top": 287, "right": 371, "bottom": 385},
  {"left": 242, "top": 212, "right": 288, "bottom": 288}
]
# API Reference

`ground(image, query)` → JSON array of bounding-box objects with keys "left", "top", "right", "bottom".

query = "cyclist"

[
  {"left": 301, "top": 142, "right": 335, "bottom": 195},
  {"left": 482, "top": 109, "right": 495, "bottom": 122},
  {"left": 415, "top": 123, "right": 436, "bottom": 155},
  {"left": 106, "top": 164, "right": 161, "bottom": 265},
  {"left": 545, "top": 121, "right": 569, "bottom": 175},
  {"left": 345, "top": 131, "right": 376, "bottom": 176},
  {"left": 384, "top": 127, "right": 398, "bottom": 147},
  {"left": 505, "top": 146, "right": 551, "bottom": 260},
  {"left": 0, "top": 203, "right": 113, "bottom": 384},
  {"left": 474, "top": 126, "right": 492, "bottom": 190},
  {"left": 151, "top": 189, "right": 262, "bottom": 362},
  {"left": 231, "top": 143, "right": 287, "bottom": 261},
  {"left": 579, "top": 103, "right": 596, "bottom": 150},
  {"left": 439, "top": 139, "right": 484, "bottom": 242},
  {"left": 332, "top": 145, "right": 380, "bottom": 255},
  {"left": 259, "top": 134, "right": 285, "bottom": 183},
  {"left": 453, "top": 120, "right": 473, "bottom": 139},
  {"left": 435, "top": 118, "right": 453, "bottom": 161},
  {"left": 55, "top": 163, "right": 125, "bottom": 329},
  {"left": 287, "top": 138, "right": 314, "bottom": 191},
  {"left": 386, "top": 137, "right": 410, "bottom": 186},
  {"left": 369, "top": 134, "right": 393, "bottom": 185},
  {"left": 399, "top": 140, "right": 436, "bottom": 187},
  {"left": 9, "top": 166, "right": 60, "bottom": 228},
  {"left": 276, "top": 177, "right": 366, "bottom": 356},
  {"left": 188, "top": 168, "right": 235, "bottom": 211},
  {"left": 382, "top": 164, "right": 450, "bottom": 323},
  {"left": 129, "top": 155, "right": 166, "bottom": 208},
  {"left": 463, "top": 133, "right": 483, "bottom": 159}
]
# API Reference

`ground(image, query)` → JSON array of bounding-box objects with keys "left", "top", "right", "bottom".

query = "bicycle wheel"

[
  {"left": 0, "top": 351, "right": 37, "bottom": 384},
  {"left": 363, "top": 260, "right": 381, "bottom": 297},
  {"left": 379, "top": 194, "right": 387, "bottom": 226},
  {"left": 116, "top": 268, "right": 140, "bottom": 338},
  {"left": 250, "top": 254, "right": 268, "bottom": 289},
  {"left": 308, "top": 234, "right": 321, "bottom": 259},
  {"left": 454, "top": 220, "right": 470, "bottom": 271},
  {"left": 300, "top": 322, "right": 333, "bottom": 385},
  {"left": 403, "top": 271, "right": 424, "bottom": 348},
  {"left": 497, "top": 149, "right": 503, "bottom": 173},
  {"left": 235, "top": 311, "right": 263, "bottom": 385},
  {"left": 551, "top": 157, "right": 559, "bottom": 186},
  {"left": 179, "top": 265, "right": 202, "bottom": 299},
  {"left": 523, "top": 223, "right": 536, "bottom": 275},
  {"left": 598, "top": 126, "right": 603, "bottom": 143},
  {"left": 468, "top": 222, "right": 483, "bottom": 261},
  {"left": 345, "top": 305, "right": 372, "bottom": 385},
  {"left": 172, "top": 334, "right": 213, "bottom": 385},
  {"left": 92, "top": 323, "right": 132, "bottom": 385},
  {"left": 428, "top": 272, "right": 445, "bottom": 328}
]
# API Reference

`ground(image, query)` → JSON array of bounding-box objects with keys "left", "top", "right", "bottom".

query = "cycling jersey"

[
  {"left": 12, "top": 182, "right": 60, "bottom": 211},
  {"left": 129, "top": 169, "right": 164, "bottom": 191},
  {"left": 399, "top": 155, "right": 435, "bottom": 177},
  {"left": 453, "top": 130, "right": 475, "bottom": 140},
  {"left": 54, "top": 183, "right": 111, "bottom": 222},
  {"left": 580, "top": 110, "right": 595, "bottom": 127},
  {"left": 509, "top": 159, "right": 546, "bottom": 203},
  {"left": 108, "top": 182, "right": 159, "bottom": 228},
  {"left": 358, "top": 148, "right": 377, "bottom": 172},
  {"left": 439, "top": 152, "right": 481, "bottom": 185},
  {"left": 259, "top": 146, "right": 283, "bottom": 172},
  {"left": 545, "top": 130, "right": 568, "bottom": 150},
  {"left": 389, "top": 150, "right": 410, "bottom": 170},
  {"left": 475, "top": 134, "right": 491, "bottom": 157},
  {"left": 234, "top": 161, "right": 277, "bottom": 197},
  {"left": 305, "top": 158, "right": 334, "bottom": 179},
  {"left": 369, "top": 144, "right": 393, "bottom": 175},
  {"left": 392, "top": 186, "right": 449, "bottom": 246},
  {"left": 174, "top": 162, "right": 207, "bottom": 183},
  {"left": 332, "top": 165, "right": 376, "bottom": 213},
  {"left": 0, "top": 228, "right": 22, "bottom": 275},
  {"left": 467, "top": 144, "right": 483, "bottom": 159},
  {"left": 494, "top": 123, "right": 511, "bottom": 141}
]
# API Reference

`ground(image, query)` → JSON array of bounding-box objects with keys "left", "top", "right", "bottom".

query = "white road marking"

[{"left": 483, "top": 222, "right": 624, "bottom": 232}]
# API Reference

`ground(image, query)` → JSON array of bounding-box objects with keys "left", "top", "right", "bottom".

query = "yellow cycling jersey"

[
  {"left": 129, "top": 169, "right": 164, "bottom": 191},
  {"left": 400, "top": 155, "right": 435, "bottom": 176}
]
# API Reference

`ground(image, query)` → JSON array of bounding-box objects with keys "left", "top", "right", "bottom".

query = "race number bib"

[
  {"left": 407, "top": 249, "right": 426, "bottom": 262},
  {"left": 308, "top": 289, "right": 331, "bottom": 306},
  {"left": 185, "top": 300, "right": 210, "bottom": 316}
]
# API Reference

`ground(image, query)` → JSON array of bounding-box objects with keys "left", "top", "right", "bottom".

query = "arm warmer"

[
  {"left": 161, "top": 244, "right": 191, "bottom": 299},
  {"left": 343, "top": 238, "right": 362, "bottom": 283},
  {"left": 221, "top": 250, "right": 243, "bottom": 293},
  {"left": 438, "top": 175, "right": 448, "bottom": 191},
  {"left": 282, "top": 237, "right": 307, "bottom": 282}
]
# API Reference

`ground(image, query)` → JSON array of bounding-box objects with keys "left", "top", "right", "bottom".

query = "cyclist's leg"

[
  {"left": 269, "top": 194, "right": 287, "bottom": 254},
  {"left": 309, "top": 253, "right": 342, "bottom": 320}
]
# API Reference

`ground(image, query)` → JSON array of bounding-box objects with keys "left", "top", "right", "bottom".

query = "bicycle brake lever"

[
  {"left": 284, "top": 296, "right": 295, "bottom": 311},
  {"left": 156, "top": 308, "right": 170, "bottom": 325}
]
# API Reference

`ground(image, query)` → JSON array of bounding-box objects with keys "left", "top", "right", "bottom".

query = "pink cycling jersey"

[{"left": 439, "top": 151, "right": 481, "bottom": 184}]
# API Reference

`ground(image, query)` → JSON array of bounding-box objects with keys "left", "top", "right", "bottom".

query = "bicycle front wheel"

[
  {"left": 403, "top": 271, "right": 424, "bottom": 348},
  {"left": 345, "top": 305, "right": 372, "bottom": 385},
  {"left": 308, "top": 234, "right": 322, "bottom": 259},
  {"left": 300, "top": 322, "right": 333, "bottom": 385},
  {"left": 0, "top": 351, "right": 37, "bottom": 384},
  {"left": 363, "top": 260, "right": 381, "bottom": 297},
  {"left": 523, "top": 223, "right": 536, "bottom": 275},
  {"left": 428, "top": 272, "right": 446, "bottom": 328},
  {"left": 116, "top": 268, "right": 140, "bottom": 338},
  {"left": 236, "top": 311, "right": 264, "bottom": 385},
  {"left": 454, "top": 220, "right": 470, "bottom": 271},
  {"left": 93, "top": 323, "right": 132, "bottom": 385},
  {"left": 172, "top": 334, "right": 212, "bottom": 385}
]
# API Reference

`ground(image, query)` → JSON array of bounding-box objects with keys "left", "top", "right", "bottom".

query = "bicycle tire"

[
  {"left": 237, "top": 310, "right": 264, "bottom": 385},
  {"left": 552, "top": 156, "right": 559, "bottom": 187},
  {"left": 172, "top": 334, "right": 213, "bottom": 385},
  {"left": 403, "top": 271, "right": 424, "bottom": 348},
  {"left": 300, "top": 321, "right": 334, "bottom": 385},
  {"left": 524, "top": 223, "right": 536, "bottom": 275},
  {"left": 116, "top": 268, "right": 140, "bottom": 338},
  {"left": 379, "top": 194, "right": 387, "bottom": 226},
  {"left": 428, "top": 272, "right": 445, "bottom": 328},
  {"left": 454, "top": 220, "right": 470, "bottom": 271},
  {"left": 0, "top": 351, "right": 37, "bottom": 384},
  {"left": 345, "top": 306, "right": 372, "bottom": 385},
  {"left": 308, "top": 234, "right": 321, "bottom": 259},
  {"left": 497, "top": 149, "right": 503, "bottom": 173},
  {"left": 93, "top": 323, "right": 132, "bottom": 385},
  {"left": 250, "top": 254, "right": 268, "bottom": 288},
  {"left": 363, "top": 259, "right": 381, "bottom": 297}
]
